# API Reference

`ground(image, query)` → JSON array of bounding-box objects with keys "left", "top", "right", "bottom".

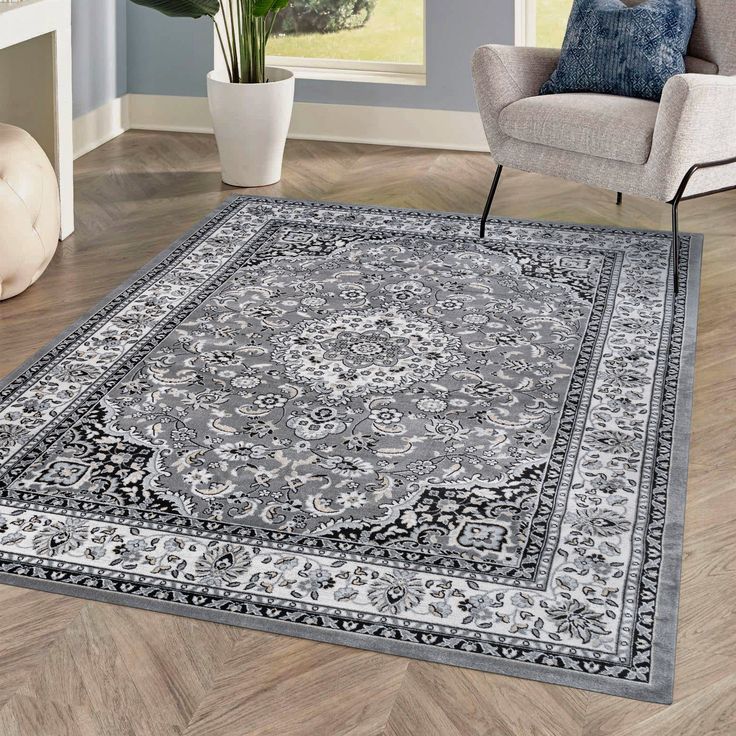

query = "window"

[
  {"left": 265, "top": 0, "right": 425, "bottom": 85},
  {"left": 516, "top": 0, "right": 573, "bottom": 48}
]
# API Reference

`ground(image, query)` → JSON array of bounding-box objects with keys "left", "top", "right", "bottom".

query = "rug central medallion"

[{"left": 271, "top": 308, "right": 465, "bottom": 399}]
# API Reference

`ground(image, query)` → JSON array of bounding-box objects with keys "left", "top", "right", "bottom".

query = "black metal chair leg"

[
  {"left": 616, "top": 191, "right": 623, "bottom": 206},
  {"left": 667, "top": 154, "right": 736, "bottom": 295},
  {"left": 480, "top": 165, "right": 503, "bottom": 238},
  {"left": 671, "top": 201, "right": 680, "bottom": 293}
]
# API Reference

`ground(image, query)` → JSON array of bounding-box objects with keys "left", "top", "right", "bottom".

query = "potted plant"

[{"left": 130, "top": 0, "right": 293, "bottom": 187}]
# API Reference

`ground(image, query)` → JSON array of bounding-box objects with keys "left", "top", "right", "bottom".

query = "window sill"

[{"left": 270, "top": 64, "right": 427, "bottom": 87}]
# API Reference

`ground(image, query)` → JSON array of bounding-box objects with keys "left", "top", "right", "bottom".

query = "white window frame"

[
  {"left": 262, "top": 1, "right": 426, "bottom": 85},
  {"left": 262, "top": 56, "right": 426, "bottom": 86},
  {"left": 515, "top": 0, "right": 537, "bottom": 47}
]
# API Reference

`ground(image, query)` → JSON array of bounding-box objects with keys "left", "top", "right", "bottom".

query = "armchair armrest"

[
  {"left": 650, "top": 73, "right": 736, "bottom": 198},
  {"left": 472, "top": 45, "right": 560, "bottom": 154}
]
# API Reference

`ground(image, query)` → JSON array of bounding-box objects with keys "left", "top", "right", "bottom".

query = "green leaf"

[
  {"left": 129, "top": 0, "right": 220, "bottom": 19},
  {"left": 252, "top": 0, "right": 289, "bottom": 16}
]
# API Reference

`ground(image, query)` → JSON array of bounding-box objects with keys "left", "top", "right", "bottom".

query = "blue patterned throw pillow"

[{"left": 541, "top": 0, "right": 697, "bottom": 101}]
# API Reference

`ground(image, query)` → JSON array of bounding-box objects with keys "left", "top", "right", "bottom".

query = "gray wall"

[
  {"left": 124, "top": 0, "right": 515, "bottom": 112},
  {"left": 72, "top": 0, "right": 127, "bottom": 118},
  {"left": 125, "top": 3, "right": 214, "bottom": 99}
]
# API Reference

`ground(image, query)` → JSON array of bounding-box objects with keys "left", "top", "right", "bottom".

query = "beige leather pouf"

[{"left": 0, "top": 123, "right": 60, "bottom": 300}]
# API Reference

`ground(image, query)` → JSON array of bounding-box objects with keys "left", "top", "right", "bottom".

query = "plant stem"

[
  {"left": 220, "top": 3, "right": 235, "bottom": 82},
  {"left": 245, "top": 0, "right": 253, "bottom": 83},
  {"left": 213, "top": 18, "right": 233, "bottom": 82},
  {"left": 229, "top": 0, "right": 240, "bottom": 82},
  {"left": 237, "top": 0, "right": 245, "bottom": 84},
  {"left": 224, "top": 1, "right": 238, "bottom": 82},
  {"left": 266, "top": 10, "right": 277, "bottom": 43},
  {"left": 258, "top": 16, "right": 262, "bottom": 82}
]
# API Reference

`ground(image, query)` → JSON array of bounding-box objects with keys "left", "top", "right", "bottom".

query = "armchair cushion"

[
  {"left": 499, "top": 93, "right": 660, "bottom": 165},
  {"left": 685, "top": 55, "right": 718, "bottom": 75}
]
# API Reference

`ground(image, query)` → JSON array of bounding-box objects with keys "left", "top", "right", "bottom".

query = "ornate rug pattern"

[{"left": 0, "top": 196, "right": 701, "bottom": 702}]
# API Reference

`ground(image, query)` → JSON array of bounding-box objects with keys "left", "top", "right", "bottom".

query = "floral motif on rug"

[{"left": 0, "top": 196, "right": 701, "bottom": 702}]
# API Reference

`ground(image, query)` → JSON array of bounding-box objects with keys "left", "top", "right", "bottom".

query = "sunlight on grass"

[
  {"left": 267, "top": 0, "right": 424, "bottom": 63},
  {"left": 536, "top": 0, "right": 574, "bottom": 48}
]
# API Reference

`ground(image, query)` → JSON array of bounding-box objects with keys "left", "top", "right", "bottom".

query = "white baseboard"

[
  {"left": 73, "top": 96, "right": 129, "bottom": 159},
  {"left": 289, "top": 101, "right": 488, "bottom": 152},
  {"left": 74, "top": 94, "right": 489, "bottom": 157},
  {"left": 127, "top": 94, "right": 213, "bottom": 134}
]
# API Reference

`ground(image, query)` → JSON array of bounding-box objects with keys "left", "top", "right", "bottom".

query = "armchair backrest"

[
  {"left": 689, "top": 1, "right": 735, "bottom": 75},
  {"left": 621, "top": 1, "right": 734, "bottom": 75}
]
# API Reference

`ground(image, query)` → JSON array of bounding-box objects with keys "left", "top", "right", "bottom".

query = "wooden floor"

[{"left": 0, "top": 131, "right": 734, "bottom": 736}]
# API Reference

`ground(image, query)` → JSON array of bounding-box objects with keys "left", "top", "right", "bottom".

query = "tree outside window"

[{"left": 266, "top": 0, "right": 424, "bottom": 65}]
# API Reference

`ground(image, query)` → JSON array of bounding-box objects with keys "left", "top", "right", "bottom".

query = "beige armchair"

[{"left": 471, "top": 0, "right": 736, "bottom": 289}]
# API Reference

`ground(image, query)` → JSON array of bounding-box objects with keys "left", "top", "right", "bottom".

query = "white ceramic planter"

[{"left": 207, "top": 67, "right": 295, "bottom": 187}]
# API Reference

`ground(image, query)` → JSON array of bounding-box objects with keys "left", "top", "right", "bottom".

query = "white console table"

[{"left": 0, "top": 0, "right": 74, "bottom": 239}]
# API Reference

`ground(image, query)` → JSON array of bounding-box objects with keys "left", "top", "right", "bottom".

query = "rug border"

[
  {"left": 0, "top": 195, "right": 703, "bottom": 704},
  {"left": 644, "top": 231, "right": 702, "bottom": 704}
]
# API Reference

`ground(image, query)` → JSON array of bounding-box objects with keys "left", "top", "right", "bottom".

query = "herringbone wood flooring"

[{"left": 0, "top": 132, "right": 734, "bottom": 736}]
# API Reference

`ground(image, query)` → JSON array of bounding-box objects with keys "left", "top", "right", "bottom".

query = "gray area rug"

[{"left": 0, "top": 196, "right": 701, "bottom": 702}]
